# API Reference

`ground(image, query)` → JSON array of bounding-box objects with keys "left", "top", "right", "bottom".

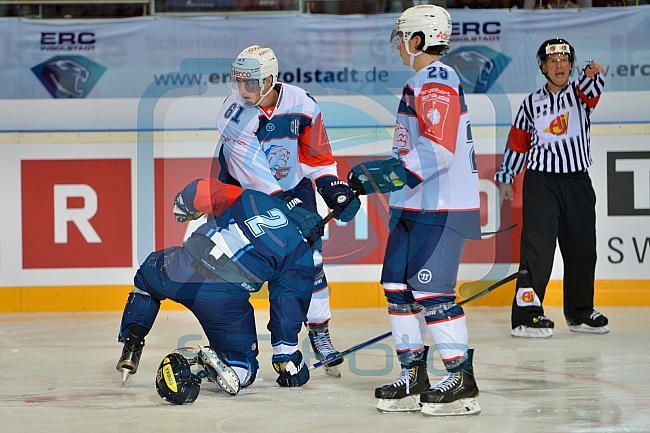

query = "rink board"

[
  {"left": 1, "top": 279, "right": 649, "bottom": 312},
  {"left": 0, "top": 94, "right": 649, "bottom": 312}
]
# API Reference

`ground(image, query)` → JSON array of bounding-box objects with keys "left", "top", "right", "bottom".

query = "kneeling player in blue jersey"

[{"left": 116, "top": 178, "right": 324, "bottom": 403}]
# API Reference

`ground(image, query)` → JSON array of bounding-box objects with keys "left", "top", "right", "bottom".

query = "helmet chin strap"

[
  {"left": 404, "top": 43, "right": 423, "bottom": 69},
  {"left": 255, "top": 77, "right": 276, "bottom": 106}
]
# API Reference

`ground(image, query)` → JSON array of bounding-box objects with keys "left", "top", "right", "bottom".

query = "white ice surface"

[{"left": 1, "top": 306, "right": 649, "bottom": 433}]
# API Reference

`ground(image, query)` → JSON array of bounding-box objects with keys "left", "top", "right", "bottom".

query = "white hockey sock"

[
  {"left": 388, "top": 310, "right": 427, "bottom": 359},
  {"left": 306, "top": 287, "right": 331, "bottom": 325},
  {"left": 425, "top": 315, "right": 468, "bottom": 365}
]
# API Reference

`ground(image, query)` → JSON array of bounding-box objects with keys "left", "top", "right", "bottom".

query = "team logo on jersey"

[
  {"left": 266, "top": 123, "right": 276, "bottom": 132},
  {"left": 290, "top": 118, "right": 300, "bottom": 135},
  {"left": 266, "top": 145, "right": 291, "bottom": 179},
  {"left": 444, "top": 46, "right": 511, "bottom": 93},
  {"left": 418, "top": 269, "right": 432, "bottom": 284},
  {"left": 31, "top": 55, "right": 106, "bottom": 98},
  {"left": 427, "top": 107, "right": 442, "bottom": 125},
  {"left": 394, "top": 122, "right": 409, "bottom": 157},
  {"left": 544, "top": 113, "right": 569, "bottom": 136},
  {"left": 420, "top": 88, "right": 451, "bottom": 142}
]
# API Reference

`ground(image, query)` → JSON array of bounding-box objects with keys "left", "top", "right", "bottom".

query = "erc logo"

[{"left": 31, "top": 55, "right": 106, "bottom": 98}]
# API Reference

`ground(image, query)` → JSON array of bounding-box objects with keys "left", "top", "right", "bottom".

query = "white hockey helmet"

[
  {"left": 231, "top": 45, "right": 278, "bottom": 102},
  {"left": 390, "top": 5, "right": 452, "bottom": 54}
]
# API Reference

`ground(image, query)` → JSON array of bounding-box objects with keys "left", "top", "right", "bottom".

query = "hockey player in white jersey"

[
  {"left": 215, "top": 45, "right": 361, "bottom": 377},
  {"left": 348, "top": 5, "right": 481, "bottom": 416}
]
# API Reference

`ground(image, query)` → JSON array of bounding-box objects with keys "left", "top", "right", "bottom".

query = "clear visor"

[
  {"left": 546, "top": 53, "right": 570, "bottom": 65},
  {"left": 390, "top": 29, "right": 403, "bottom": 48},
  {"left": 230, "top": 76, "right": 262, "bottom": 94}
]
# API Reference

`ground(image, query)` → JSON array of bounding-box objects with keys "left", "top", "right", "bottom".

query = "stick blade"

[
  {"left": 457, "top": 270, "right": 526, "bottom": 300},
  {"left": 457, "top": 281, "right": 498, "bottom": 299}
]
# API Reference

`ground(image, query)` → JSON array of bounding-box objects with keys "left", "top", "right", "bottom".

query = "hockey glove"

[
  {"left": 282, "top": 197, "right": 325, "bottom": 245},
  {"left": 273, "top": 350, "right": 310, "bottom": 387},
  {"left": 173, "top": 191, "right": 204, "bottom": 223},
  {"left": 317, "top": 179, "right": 361, "bottom": 223},
  {"left": 347, "top": 158, "right": 406, "bottom": 195}
]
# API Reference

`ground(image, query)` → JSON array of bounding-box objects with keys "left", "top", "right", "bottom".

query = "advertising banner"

[
  {"left": 0, "top": 12, "right": 647, "bottom": 307},
  {"left": 1, "top": 7, "right": 650, "bottom": 101}
]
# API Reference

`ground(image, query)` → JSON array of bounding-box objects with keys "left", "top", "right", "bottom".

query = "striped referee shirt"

[{"left": 495, "top": 68, "right": 605, "bottom": 184}]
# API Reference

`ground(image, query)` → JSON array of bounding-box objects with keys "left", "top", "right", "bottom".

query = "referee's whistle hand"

[
  {"left": 585, "top": 61, "right": 605, "bottom": 79},
  {"left": 498, "top": 183, "right": 514, "bottom": 207}
]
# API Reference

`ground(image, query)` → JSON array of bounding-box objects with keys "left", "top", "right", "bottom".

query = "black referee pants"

[{"left": 512, "top": 169, "right": 597, "bottom": 328}]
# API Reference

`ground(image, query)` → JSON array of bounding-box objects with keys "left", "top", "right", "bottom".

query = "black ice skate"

[
  {"left": 308, "top": 323, "right": 343, "bottom": 378},
  {"left": 420, "top": 348, "right": 480, "bottom": 416},
  {"left": 511, "top": 315, "right": 554, "bottom": 338},
  {"left": 375, "top": 354, "right": 430, "bottom": 413},
  {"left": 566, "top": 310, "right": 609, "bottom": 334},
  {"left": 116, "top": 325, "right": 146, "bottom": 386}
]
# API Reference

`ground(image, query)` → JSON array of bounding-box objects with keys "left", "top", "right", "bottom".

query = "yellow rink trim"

[
  {"left": 2, "top": 122, "right": 649, "bottom": 145},
  {"left": 0, "top": 280, "right": 649, "bottom": 313}
]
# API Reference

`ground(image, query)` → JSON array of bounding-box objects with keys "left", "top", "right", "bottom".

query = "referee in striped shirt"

[{"left": 495, "top": 38, "right": 609, "bottom": 338}]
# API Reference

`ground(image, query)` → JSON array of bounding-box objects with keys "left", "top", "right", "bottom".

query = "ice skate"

[
  {"left": 116, "top": 325, "right": 146, "bottom": 386},
  {"left": 308, "top": 323, "right": 343, "bottom": 378},
  {"left": 567, "top": 310, "right": 609, "bottom": 334},
  {"left": 375, "top": 357, "right": 430, "bottom": 413},
  {"left": 420, "top": 349, "right": 480, "bottom": 417},
  {"left": 197, "top": 344, "right": 240, "bottom": 396},
  {"left": 511, "top": 315, "right": 554, "bottom": 338}
]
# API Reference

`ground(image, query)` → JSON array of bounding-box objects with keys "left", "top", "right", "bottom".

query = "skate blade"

[
  {"left": 511, "top": 326, "right": 553, "bottom": 338},
  {"left": 324, "top": 365, "right": 341, "bottom": 378},
  {"left": 215, "top": 369, "right": 241, "bottom": 396},
  {"left": 376, "top": 395, "right": 421, "bottom": 413},
  {"left": 121, "top": 369, "right": 132, "bottom": 386},
  {"left": 198, "top": 344, "right": 241, "bottom": 396},
  {"left": 568, "top": 324, "right": 610, "bottom": 334},
  {"left": 421, "top": 398, "right": 481, "bottom": 417}
]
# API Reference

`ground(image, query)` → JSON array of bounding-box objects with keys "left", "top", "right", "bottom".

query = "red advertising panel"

[
  {"left": 462, "top": 154, "right": 523, "bottom": 265},
  {"left": 154, "top": 155, "right": 522, "bottom": 266},
  {"left": 22, "top": 159, "right": 132, "bottom": 268},
  {"left": 324, "top": 154, "right": 523, "bottom": 265},
  {"left": 322, "top": 155, "right": 389, "bottom": 264},
  {"left": 154, "top": 157, "right": 220, "bottom": 250}
]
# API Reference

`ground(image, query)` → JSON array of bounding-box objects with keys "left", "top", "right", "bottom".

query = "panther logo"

[
  {"left": 445, "top": 47, "right": 511, "bottom": 94},
  {"left": 43, "top": 59, "right": 90, "bottom": 98},
  {"left": 31, "top": 56, "right": 106, "bottom": 98}
]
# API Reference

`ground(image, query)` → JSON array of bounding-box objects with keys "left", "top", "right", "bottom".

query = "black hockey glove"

[
  {"left": 273, "top": 350, "right": 310, "bottom": 387},
  {"left": 317, "top": 179, "right": 361, "bottom": 223},
  {"left": 173, "top": 190, "right": 204, "bottom": 223},
  {"left": 282, "top": 197, "right": 325, "bottom": 245},
  {"left": 347, "top": 158, "right": 406, "bottom": 195}
]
